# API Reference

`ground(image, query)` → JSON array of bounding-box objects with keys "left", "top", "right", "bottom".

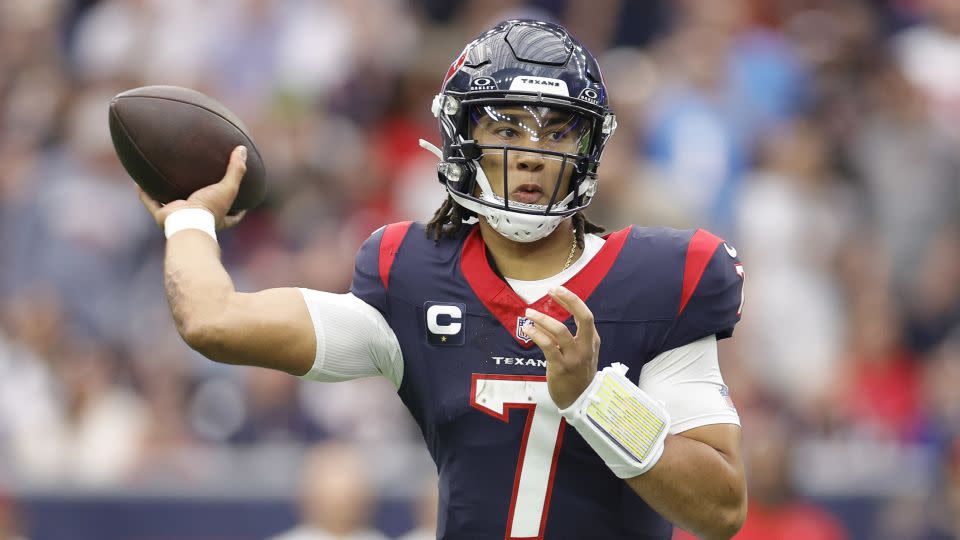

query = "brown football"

[{"left": 108, "top": 85, "right": 266, "bottom": 212}]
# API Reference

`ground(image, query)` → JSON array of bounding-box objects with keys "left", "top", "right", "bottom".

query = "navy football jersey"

[{"left": 351, "top": 222, "right": 743, "bottom": 540}]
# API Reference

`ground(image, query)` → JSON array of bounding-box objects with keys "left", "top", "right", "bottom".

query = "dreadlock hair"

[{"left": 425, "top": 195, "right": 604, "bottom": 249}]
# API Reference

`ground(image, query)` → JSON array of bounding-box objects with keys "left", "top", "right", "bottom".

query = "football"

[{"left": 108, "top": 85, "right": 266, "bottom": 212}]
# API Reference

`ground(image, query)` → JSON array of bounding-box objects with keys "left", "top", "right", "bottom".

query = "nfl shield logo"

[{"left": 516, "top": 317, "right": 533, "bottom": 343}]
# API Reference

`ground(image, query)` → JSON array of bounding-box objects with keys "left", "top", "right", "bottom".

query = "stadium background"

[{"left": 1, "top": 0, "right": 959, "bottom": 538}]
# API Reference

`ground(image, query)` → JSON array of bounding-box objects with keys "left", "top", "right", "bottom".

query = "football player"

[{"left": 139, "top": 20, "right": 747, "bottom": 540}]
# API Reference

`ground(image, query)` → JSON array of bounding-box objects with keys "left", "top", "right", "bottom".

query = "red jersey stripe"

[
  {"left": 460, "top": 226, "right": 632, "bottom": 347},
  {"left": 379, "top": 221, "right": 413, "bottom": 290},
  {"left": 678, "top": 229, "right": 724, "bottom": 316}
]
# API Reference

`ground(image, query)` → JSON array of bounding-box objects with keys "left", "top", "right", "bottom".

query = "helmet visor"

[{"left": 469, "top": 105, "right": 592, "bottom": 155}]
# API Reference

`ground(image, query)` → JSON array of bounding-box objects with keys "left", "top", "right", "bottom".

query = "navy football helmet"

[{"left": 419, "top": 19, "right": 617, "bottom": 242}]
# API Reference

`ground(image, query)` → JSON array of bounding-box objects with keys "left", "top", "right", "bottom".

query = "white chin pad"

[
  {"left": 479, "top": 192, "right": 570, "bottom": 214},
  {"left": 446, "top": 190, "right": 569, "bottom": 243},
  {"left": 487, "top": 210, "right": 568, "bottom": 243}
]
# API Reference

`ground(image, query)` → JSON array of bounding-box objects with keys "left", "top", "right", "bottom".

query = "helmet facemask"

[{"left": 469, "top": 104, "right": 593, "bottom": 214}]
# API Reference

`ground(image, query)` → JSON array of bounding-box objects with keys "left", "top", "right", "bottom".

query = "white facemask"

[{"left": 420, "top": 140, "right": 591, "bottom": 242}]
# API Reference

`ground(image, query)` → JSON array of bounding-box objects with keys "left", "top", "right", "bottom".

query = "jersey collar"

[{"left": 460, "top": 225, "right": 632, "bottom": 347}]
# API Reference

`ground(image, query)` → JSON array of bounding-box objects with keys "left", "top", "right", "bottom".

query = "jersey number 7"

[{"left": 471, "top": 374, "right": 565, "bottom": 540}]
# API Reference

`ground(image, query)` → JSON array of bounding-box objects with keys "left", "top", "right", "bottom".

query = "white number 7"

[{"left": 471, "top": 374, "right": 565, "bottom": 540}]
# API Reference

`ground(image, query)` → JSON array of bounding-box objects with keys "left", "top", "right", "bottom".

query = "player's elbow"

[
  {"left": 687, "top": 484, "right": 747, "bottom": 540},
  {"left": 705, "top": 496, "right": 747, "bottom": 540},
  {"left": 178, "top": 313, "right": 233, "bottom": 364},
  {"left": 720, "top": 502, "right": 747, "bottom": 539}
]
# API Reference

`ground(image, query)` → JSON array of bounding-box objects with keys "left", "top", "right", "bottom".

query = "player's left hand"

[{"left": 522, "top": 286, "right": 600, "bottom": 409}]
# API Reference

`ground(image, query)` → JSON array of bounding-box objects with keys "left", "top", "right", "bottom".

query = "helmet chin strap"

[
  {"left": 419, "top": 139, "right": 573, "bottom": 243},
  {"left": 419, "top": 139, "right": 443, "bottom": 159}
]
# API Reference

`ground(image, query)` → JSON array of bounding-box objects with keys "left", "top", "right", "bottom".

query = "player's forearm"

[
  {"left": 625, "top": 434, "right": 746, "bottom": 540},
  {"left": 164, "top": 231, "right": 236, "bottom": 353}
]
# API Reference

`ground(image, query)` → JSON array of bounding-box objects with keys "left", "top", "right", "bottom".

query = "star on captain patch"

[{"left": 441, "top": 336, "right": 447, "bottom": 343}]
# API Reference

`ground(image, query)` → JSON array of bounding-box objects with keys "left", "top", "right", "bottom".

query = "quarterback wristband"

[
  {"left": 559, "top": 362, "right": 670, "bottom": 478},
  {"left": 164, "top": 208, "right": 217, "bottom": 242}
]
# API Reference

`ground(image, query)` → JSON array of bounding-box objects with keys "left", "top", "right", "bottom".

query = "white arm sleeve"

[
  {"left": 296, "top": 289, "right": 403, "bottom": 388},
  {"left": 638, "top": 335, "right": 740, "bottom": 434}
]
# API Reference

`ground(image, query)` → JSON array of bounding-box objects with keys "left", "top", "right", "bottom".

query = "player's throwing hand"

[
  {"left": 522, "top": 286, "right": 601, "bottom": 409},
  {"left": 138, "top": 145, "right": 248, "bottom": 230}
]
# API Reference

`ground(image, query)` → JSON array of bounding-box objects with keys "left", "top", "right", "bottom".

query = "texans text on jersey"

[{"left": 492, "top": 356, "right": 547, "bottom": 367}]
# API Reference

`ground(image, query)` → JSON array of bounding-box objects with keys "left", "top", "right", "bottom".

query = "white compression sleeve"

[
  {"left": 638, "top": 335, "right": 740, "bottom": 434},
  {"left": 296, "top": 289, "right": 403, "bottom": 388}
]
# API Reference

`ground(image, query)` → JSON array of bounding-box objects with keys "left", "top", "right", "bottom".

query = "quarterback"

[{"left": 139, "top": 20, "right": 747, "bottom": 540}]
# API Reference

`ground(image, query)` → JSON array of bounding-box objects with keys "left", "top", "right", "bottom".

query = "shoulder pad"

[
  {"left": 350, "top": 221, "right": 413, "bottom": 314},
  {"left": 661, "top": 229, "right": 744, "bottom": 352}
]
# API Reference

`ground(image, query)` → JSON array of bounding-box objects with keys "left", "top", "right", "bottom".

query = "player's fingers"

[
  {"left": 521, "top": 322, "right": 562, "bottom": 362},
  {"left": 221, "top": 210, "right": 247, "bottom": 229},
  {"left": 136, "top": 186, "right": 166, "bottom": 226},
  {"left": 220, "top": 146, "right": 247, "bottom": 190},
  {"left": 525, "top": 308, "right": 575, "bottom": 351},
  {"left": 549, "top": 286, "right": 597, "bottom": 344},
  {"left": 137, "top": 185, "right": 162, "bottom": 213}
]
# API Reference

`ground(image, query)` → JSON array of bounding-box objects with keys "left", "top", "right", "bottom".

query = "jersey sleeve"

[
  {"left": 350, "top": 225, "right": 389, "bottom": 316},
  {"left": 349, "top": 221, "right": 413, "bottom": 318},
  {"left": 638, "top": 335, "right": 740, "bottom": 434},
  {"left": 659, "top": 230, "right": 744, "bottom": 353},
  {"left": 296, "top": 290, "right": 404, "bottom": 388}
]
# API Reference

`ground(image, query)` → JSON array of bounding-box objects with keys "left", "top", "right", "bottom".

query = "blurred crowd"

[{"left": 0, "top": 0, "right": 958, "bottom": 538}]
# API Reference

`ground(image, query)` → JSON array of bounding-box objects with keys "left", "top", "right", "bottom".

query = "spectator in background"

[
  {"left": 70, "top": 0, "right": 225, "bottom": 88},
  {"left": 0, "top": 494, "right": 27, "bottom": 540},
  {"left": 835, "top": 291, "right": 922, "bottom": 442},
  {"left": 3, "top": 317, "right": 149, "bottom": 487},
  {"left": 933, "top": 433, "right": 960, "bottom": 539},
  {"left": 267, "top": 442, "right": 388, "bottom": 540},
  {"left": 846, "top": 58, "right": 960, "bottom": 297},
  {"left": 40, "top": 336, "right": 149, "bottom": 486},
  {"left": 397, "top": 476, "right": 438, "bottom": 540},
  {"left": 227, "top": 368, "right": 328, "bottom": 445},
  {"left": 903, "top": 227, "right": 960, "bottom": 354},
  {"left": 919, "top": 333, "right": 960, "bottom": 447},
  {"left": 894, "top": 0, "right": 960, "bottom": 141},
  {"left": 0, "top": 291, "right": 62, "bottom": 485},
  {"left": 4, "top": 83, "right": 154, "bottom": 345},
  {"left": 642, "top": 0, "right": 808, "bottom": 236},
  {"left": 735, "top": 117, "right": 858, "bottom": 412},
  {"left": 780, "top": 0, "right": 879, "bottom": 143}
]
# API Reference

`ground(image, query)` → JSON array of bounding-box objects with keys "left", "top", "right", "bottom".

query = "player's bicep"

[
  {"left": 209, "top": 287, "right": 318, "bottom": 375},
  {"left": 212, "top": 288, "right": 402, "bottom": 384},
  {"left": 674, "top": 423, "right": 743, "bottom": 470}
]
